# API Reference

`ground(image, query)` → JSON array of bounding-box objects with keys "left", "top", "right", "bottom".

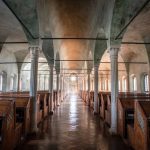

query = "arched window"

[
  {"left": 10, "top": 75, "right": 14, "bottom": 91},
  {"left": 0, "top": 75, "right": 3, "bottom": 91},
  {"left": 0, "top": 71, "right": 7, "bottom": 92},
  {"left": 102, "top": 79, "right": 105, "bottom": 91},
  {"left": 131, "top": 74, "right": 137, "bottom": 92},
  {"left": 105, "top": 79, "right": 108, "bottom": 91},
  {"left": 118, "top": 80, "right": 121, "bottom": 91},
  {"left": 108, "top": 79, "right": 111, "bottom": 91},
  {"left": 10, "top": 74, "right": 17, "bottom": 91},
  {"left": 143, "top": 74, "right": 149, "bottom": 92},
  {"left": 26, "top": 77, "right": 30, "bottom": 91},
  {"left": 122, "top": 76, "right": 127, "bottom": 92}
]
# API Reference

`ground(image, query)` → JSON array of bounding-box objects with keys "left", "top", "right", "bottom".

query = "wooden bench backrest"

[{"left": 134, "top": 101, "right": 150, "bottom": 150}]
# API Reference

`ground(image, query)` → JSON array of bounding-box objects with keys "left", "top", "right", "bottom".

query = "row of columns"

[
  {"left": 84, "top": 47, "right": 119, "bottom": 134},
  {"left": 38, "top": 74, "right": 49, "bottom": 90},
  {"left": 29, "top": 46, "right": 39, "bottom": 133},
  {"left": 29, "top": 46, "right": 64, "bottom": 133},
  {"left": 29, "top": 45, "right": 119, "bottom": 134}
]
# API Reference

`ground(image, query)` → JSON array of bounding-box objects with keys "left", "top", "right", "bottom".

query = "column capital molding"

[
  {"left": 49, "top": 64, "right": 54, "bottom": 70},
  {"left": 29, "top": 45, "right": 40, "bottom": 50},
  {"left": 94, "top": 64, "right": 99, "bottom": 68},
  {"left": 109, "top": 47, "right": 120, "bottom": 56},
  {"left": 94, "top": 64, "right": 99, "bottom": 71},
  {"left": 109, "top": 47, "right": 120, "bottom": 60},
  {"left": 29, "top": 45, "right": 42, "bottom": 54},
  {"left": 49, "top": 63, "right": 54, "bottom": 67}
]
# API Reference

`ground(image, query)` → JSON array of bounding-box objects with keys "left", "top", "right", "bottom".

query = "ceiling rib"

[
  {"left": 115, "top": 0, "right": 150, "bottom": 40},
  {"left": 0, "top": 61, "right": 147, "bottom": 64}
]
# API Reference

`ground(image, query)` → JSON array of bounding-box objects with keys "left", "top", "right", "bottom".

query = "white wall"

[{"left": 0, "top": 48, "right": 18, "bottom": 91}]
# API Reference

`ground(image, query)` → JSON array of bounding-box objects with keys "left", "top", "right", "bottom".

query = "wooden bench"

[
  {"left": 0, "top": 100, "right": 23, "bottom": 150},
  {"left": 89, "top": 91, "right": 94, "bottom": 110},
  {"left": 129, "top": 101, "right": 150, "bottom": 150},
  {"left": 105, "top": 94, "right": 111, "bottom": 126},
  {"left": 53, "top": 91, "right": 57, "bottom": 109},
  {"left": 0, "top": 100, "right": 15, "bottom": 150},
  {"left": 117, "top": 96, "right": 150, "bottom": 139},
  {"left": 100, "top": 93, "right": 108, "bottom": 119},
  {"left": 48, "top": 92, "right": 53, "bottom": 113},
  {"left": 38, "top": 92, "right": 49, "bottom": 119},
  {"left": 45, "top": 93, "right": 50, "bottom": 114},
  {"left": 117, "top": 99, "right": 134, "bottom": 138},
  {"left": 15, "top": 98, "right": 30, "bottom": 136},
  {"left": 83, "top": 91, "right": 88, "bottom": 103},
  {"left": 11, "top": 93, "right": 43, "bottom": 125},
  {"left": 6, "top": 93, "right": 44, "bottom": 125},
  {"left": 118, "top": 92, "right": 150, "bottom": 99},
  {"left": 36, "top": 94, "right": 43, "bottom": 124}
]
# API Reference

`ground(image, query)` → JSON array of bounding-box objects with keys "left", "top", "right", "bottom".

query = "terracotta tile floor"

[{"left": 17, "top": 94, "right": 131, "bottom": 150}]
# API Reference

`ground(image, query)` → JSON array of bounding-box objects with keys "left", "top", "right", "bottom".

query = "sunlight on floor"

[{"left": 69, "top": 94, "right": 78, "bottom": 131}]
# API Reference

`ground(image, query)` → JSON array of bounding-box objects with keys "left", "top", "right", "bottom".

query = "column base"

[
  {"left": 109, "top": 128, "right": 118, "bottom": 135},
  {"left": 49, "top": 111, "right": 54, "bottom": 115},
  {"left": 93, "top": 112, "right": 98, "bottom": 115},
  {"left": 29, "top": 127, "right": 39, "bottom": 135}
]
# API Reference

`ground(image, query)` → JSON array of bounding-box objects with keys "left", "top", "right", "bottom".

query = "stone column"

[
  {"left": 60, "top": 75, "right": 63, "bottom": 102},
  {"left": 61, "top": 75, "right": 64, "bottom": 102},
  {"left": 82, "top": 78, "right": 84, "bottom": 91},
  {"left": 84, "top": 76, "right": 86, "bottom": 91},
  {"left": 44, "top": 75, "right": 46, "bottom": 91},
  {"left": 109, "top": 47, "right": 119, "bottom": 134},
  {"left": 38, "top": 74, "right": 41, "bottom": 91},
  {"left": 94, "top": 64, "right": 99, "bottom": 114},
  {"left": 63, "top": 77, "right": 65, "bottom": 99},
  {"left": 91, "top": 77, "right": 94, "bottom": 91},
  {"left": 29, "top": 46, "right": 39, "bottom": 133},
  {"left": 49, "top": 64, "right": 54, "bottom": 114},
  {"left": 17, "top": 63, "right": 22, "bottom": 92},
  {"left": 67, "top": 77, "right": 70, "bottom": 95},
  {"left": 126, "top": 63, "right": 130, "bottom": 92},
  {"left": 87, "top": 72, "right": 90, "bottom": 105},
  {"left": 105, "top": 76, "right": 109, "bottom": 91},
  {"left": 56, "top": 73, "right": 60, "bottom": 106},
  {"left": 77, "top": 76, "right": 79, "bottom": 92},
  {"left": 17, "top": 72, "right": 21, "bottom": 91}
]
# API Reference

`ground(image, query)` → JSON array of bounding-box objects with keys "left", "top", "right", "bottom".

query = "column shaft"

[
  {"left": 61, "top": 75, "right": 64, "bottom": 102},
  {"left": 110, "top": 47, "right": 119, "bottom": 134},
  {"left": 94, "top": 65, "right": 99, "bottom": 114},
  {"left": 17, "top": 72, "right": 20, "bottom": 91},
  {"left": 29, "top": 46, "right": 39, "bottom": 133},
  {"left": 17, "top": 64, "right": 22, "bottom": 91},
  {"left": 87, "top": 73, "right": 90, "bottom": 105},
  {"left": 56, "top": 74, "right": 60, "bottom": 106},
  {"left": 126, "top": 63, "right": 130, "bottom": 92},
  {"left": 49, "top": 65, "right": 53, "bottom": 113}
]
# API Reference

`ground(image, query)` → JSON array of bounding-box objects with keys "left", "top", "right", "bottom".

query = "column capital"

[
  {"left": 94, "top": 64, "right": 99, "bottom": 68},
  {"left": 94, "top": 64, "right": 99, "bottom": 72},
  {"left": 49, "top": 64, "right": 54, "bottom": 68},
  {"left": 109, "top": 47, "right": 120, "bottom": 57},
  {"left": 29, "top": 45, "right": 40, "bottom": 50},
  {"left": 29, "top": 46, "right": 41, "bottom": 55}
]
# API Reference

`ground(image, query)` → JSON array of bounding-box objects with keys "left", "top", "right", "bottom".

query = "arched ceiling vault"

[
  {"left": 42, "top": 39, "right": 54, "bottom": 65},
  {"left": 0, "top": 0, "right": 149, "bottom": 73}
]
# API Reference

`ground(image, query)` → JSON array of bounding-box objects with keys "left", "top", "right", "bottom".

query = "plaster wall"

[{"left": 0, "top": 47, "right": 18, "bottom": 91}]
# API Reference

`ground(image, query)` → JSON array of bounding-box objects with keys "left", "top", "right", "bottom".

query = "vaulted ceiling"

[{"left": 0, "top": 0, "right": 150, "bottom": 73}]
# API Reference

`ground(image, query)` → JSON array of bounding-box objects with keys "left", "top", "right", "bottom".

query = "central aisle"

[{"left": 20, "top": 94, "right": 131, "bottom": 150}]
